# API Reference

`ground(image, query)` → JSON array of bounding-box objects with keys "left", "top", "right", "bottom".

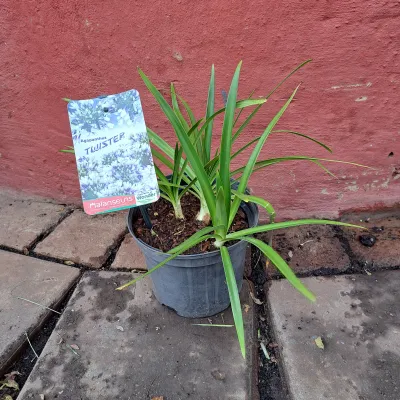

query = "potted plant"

[{"left": 115, "top": 60, "right": 364, "bottom": 357}]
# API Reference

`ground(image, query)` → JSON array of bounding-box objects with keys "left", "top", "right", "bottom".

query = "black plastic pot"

[{"left": 127, "top": 201, "right": 259, "bottom": 318}]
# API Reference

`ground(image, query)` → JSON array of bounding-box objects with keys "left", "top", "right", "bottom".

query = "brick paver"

[
  {"left": 258, "top": 225, "right": 350, "bottom": 278},
  {"left": 343, "top": 215, "right": 400, "bottom": 269},
  {"left": 0, "top": 191, "right": 69, "bottom": 251},
  {"left": 34, "top": 210, "right": 127, "bottom": 268},
  {"left": 111, "top": 234, "right": 147, "bottom": 270}
]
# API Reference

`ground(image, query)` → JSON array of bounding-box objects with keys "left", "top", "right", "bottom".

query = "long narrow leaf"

[
  {"left": 149, "top": 118, "right": 203, "bottom": 170},
  {"left": 265, "top": 59, "right": 312, "bottom": 99},
  {"left": 272, "top": 130, "right": 332, "bottom": 153},
  {"left": 220, "top": 246, "right": 246, "bottom": 358},
  {"left": 151, "top": 148, "right": 174, "bottom": 170},
  {"left": 226, "top": 219, "right": 365, "bottom": 240},
  {"left": 117, "top": 234, "right": 213, "bottom": 290},
  {"left": 148, "top": 128, "right": 196, "bottom": 179},
  {"left": 233, "top": 89, "right": 256, "bottom": 127},
  {"left": 231, "top": 156, "right": 373, "bottom": 176},
  {"left": 232, "top": 60, "right": 312, "bottom": 143},
  {"left": 219, "top": 62, "right": 242, "bottom": 216},
  {"left": 139, "top": 69, "right": 217, "bottom": 222},
  {"left": 172, "top": 143, "right": 182, "bottom": 185},
  {"left": 232, "top": 191, "right": 275, "bottom": 223},
  {"left": 201, "top": 98, "right": 267, "bottom": 137},
  {"left": 178, "top": 95, "right": 196, "bottom": 125},
  {"left": 168, "top": 227, "right": 216, "bottom": 254},
  {"left": 232, "top": 103, "right": 263, "bottom": 143},
  {"left": 240, "top": 237, "right": 315, "bottom": 301},
  {"left": 177, "top": 177, "right": 198, "bottom": 200},
  {"left": 215, "top": 187, "right": 228, "bottom": 236},
  {"left": 310, "top": 160, "right": 337, "bottom": 178},
  {"left": 251, "top": 157, "right": 372, "bottom": 172},
  {"left": 157, "top": 181, "right": 191, "bottom": 190},
  {"left": 204, "top": 65, "right": 215, "bottom": 163},
  {"left": 229, "top": 85, "right": 300, "bottom": 226},
  {"left": 154, "top": 165, "right": 173, "bottom": 199},
  {"left": 148, "top": 128, "right": 175, "bottom": 162},
  {"left": 171, "top": 83, "right": 189, "bottom": 131},
  {"left": 232, "top": 135, "right": 262, "bottom": 159}
]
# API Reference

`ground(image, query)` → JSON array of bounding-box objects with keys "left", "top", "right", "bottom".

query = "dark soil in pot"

[{"left": 133, "top": 193, "right": 249, "bottom": 254}]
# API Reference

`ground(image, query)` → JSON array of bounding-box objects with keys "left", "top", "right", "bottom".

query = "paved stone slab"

[
  {"left": 0, "top": 251, "right": 80, "bottom": 373},
  {"left": 258, "top": 226, "right": 350, "bottom": 278},
  {"left": 268, "top": 270, "right": 400, "bottom": 400},
  {"left": 19, "top": 271, "right": 257, "bottom": 400},
  {"left": 34, "top": 210, "right": 127, "bottom": 268},
  {"left": 111, "top": 234, "right": 147, "bottom": 270},
  {"left": 343, "top": 215, "right": 400, "bottom": 269},
  {"left": 0, "top": 191, "right": 69, "bottom": 251}
]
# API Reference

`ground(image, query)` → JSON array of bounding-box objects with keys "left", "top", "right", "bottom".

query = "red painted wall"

[{"left": 1, "top": 0, "right": 399, "bottom": 220}]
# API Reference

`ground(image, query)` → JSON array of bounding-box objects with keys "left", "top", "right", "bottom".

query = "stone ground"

[
  {"left": 268, "top": 270, "right": 400, "bottom": 400},
  {"left": 0, "top": 189, "right": 399, "bottom": 400}
]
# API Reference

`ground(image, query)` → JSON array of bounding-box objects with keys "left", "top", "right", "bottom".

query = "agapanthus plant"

[
  {"left": 146, "top": 61, "right": 365, "bottom": 224},
  {"left": 117, "top": 61, "right": 366, "bottom": 357}
]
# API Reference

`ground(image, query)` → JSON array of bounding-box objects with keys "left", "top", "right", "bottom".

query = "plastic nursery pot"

[{"left": 127, "top": 200, "right": 259, "bottom": 318}]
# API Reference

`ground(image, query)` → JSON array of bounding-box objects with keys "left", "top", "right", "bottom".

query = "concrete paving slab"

[
  {"left": 34, "top": 210, "right": 127, "bottom": 268},
  {"left": 343, "top": 216, "right": 400, "bottom": 269},
  {"left": 0, "top": 192, "right": 69, "bottom": 251},
  {"left": 18, "top": 271, "right": 257, "bottom": 400},
  {"left": 258, "top": 226, "right": 350, "bottom": 278},
  {"left": 111, "top": 234, "right": 147, "bottom": 270},
  {"left": 267, "top": 270, "right": 400, "bottom": 400},
  {"left": 0, "top": 251, "right": 80, "bottom": 373}
]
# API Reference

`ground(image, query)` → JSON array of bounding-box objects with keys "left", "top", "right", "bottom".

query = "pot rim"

[{"left": 127, "top": 202, "right": 259, "bottom": 259}]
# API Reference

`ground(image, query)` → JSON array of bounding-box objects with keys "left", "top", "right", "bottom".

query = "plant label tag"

[{"left": 67, "top": 89, "right": 160, "bottom": 215}]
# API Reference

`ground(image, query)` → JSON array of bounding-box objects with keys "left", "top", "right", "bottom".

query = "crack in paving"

[
  {"left": 249, "top": 246, "right": 290, "bottom": 400},
  {"left": 0, "top": 275, "right": 82, "bottom": 397},
  {"left": 28, "top": 207, "right": 75, "bottom": 253},
  {"left": 0, "top": 239, "right": 147, "bottom": 275},
  {"left": 333, "top": 225, "right": 400, "bottom": 274},
  {"left": 100, "top": 228, "right": 128, "bottom": 270}
]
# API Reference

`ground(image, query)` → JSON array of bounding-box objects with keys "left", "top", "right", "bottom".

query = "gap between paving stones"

[
  {"left": 1, "top": 214, "right": 131, "bottom": 273},
  {"left": 33, "top": 209, "right": 129, "bottom": 269},
  {"left": 27, "top": 207, "right": 75, "bottom": 254},
  {"left": 0, "top": 206, "right": 74, "bottom": 258},
  {"left": 249, "top": 246, "right": 290, "bottom": 400},
  {"left": 0, "top": 252, "right": 84, "bottom": 400},
  {"left": 261, "top": 224, "right": 400, "bottom": 282},
  {"left": 0, "top": 193, "right": 75, "bottom": 252},
  {"left": 1, "top": 282, "right": 80, "bottom": 395},
  {"left": 16, "top": 249, "right": 138, "bottom": 274},
  {"left": 99, "top": 229, "right": 129, "bottom": 270}
]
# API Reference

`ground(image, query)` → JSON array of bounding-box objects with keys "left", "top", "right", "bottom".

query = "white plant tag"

[{"left": 67, "top": 89, "right": 159, "bottom": 215}]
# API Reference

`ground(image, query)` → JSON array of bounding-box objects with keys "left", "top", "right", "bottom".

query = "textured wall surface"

[{"left": 1, "top": 0, "right": 399, "bottom": 219}]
